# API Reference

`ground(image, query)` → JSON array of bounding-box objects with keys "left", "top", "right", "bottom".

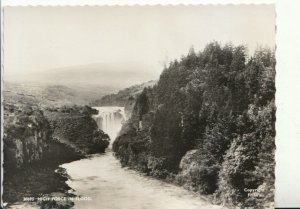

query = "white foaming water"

[
  {"left": 92, "top": 106, "right": 125, "bottom": 147},
  {"left": 61, "top": 153, "right": 225, "bottom": 209}
]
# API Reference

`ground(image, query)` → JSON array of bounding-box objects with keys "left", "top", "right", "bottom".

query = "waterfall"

[{"left": 92, "top": 106, "right": 126, "bottom": 147}]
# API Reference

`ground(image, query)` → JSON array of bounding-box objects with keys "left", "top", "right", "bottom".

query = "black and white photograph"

[{"left": 0, "top": 2, "right": 280, "bottom": 209}]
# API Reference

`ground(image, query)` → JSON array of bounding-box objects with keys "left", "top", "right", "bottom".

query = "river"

[
  {"left": 59, "top": 106, "right": 225, "bottom": 209},
  {"left": 61, "top": 152, "right": 225, "bottom": 209},
  {"left": 5, "top": 106, "right": 225, "bottom": 209}
]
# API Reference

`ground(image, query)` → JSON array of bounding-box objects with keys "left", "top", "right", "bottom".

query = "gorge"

[
  {"left": 59, "top": 106, "right": 224, "bottom": 209},
  {"left": 3, "top": 42, "right": 275, "bottom": 209}
]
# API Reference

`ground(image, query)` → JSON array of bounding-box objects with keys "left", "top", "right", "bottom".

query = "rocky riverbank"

[{"left": 3, "top": 103, "right": 110, "bottom": 207}]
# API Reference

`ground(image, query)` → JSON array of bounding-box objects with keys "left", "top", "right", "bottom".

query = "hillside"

[
  {"left": 92, "top": 80, "right": 157, "bottom": 117},
  {"left": 3, "top": 82, "right": 110, "bottom": 106},
  {"left": 6, "top": 62, "right": 158, "bottom": 90},
  {"left": 113, "top": 43, "right": 275, "bottom": 208}
]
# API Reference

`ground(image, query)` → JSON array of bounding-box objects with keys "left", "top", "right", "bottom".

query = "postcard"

[{"left": 1, "top": 2, "right": 280, "bottom": 209}]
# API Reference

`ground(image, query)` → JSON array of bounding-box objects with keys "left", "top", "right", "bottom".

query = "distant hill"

[
  {"left": 92, "top": 80, "right": 157, "bottom": 117},
  {"left": 6, "top": 62, "right": 158, "bottom": 90},
  {"left": 3, "top": 82, "right": 111, "bottom": 106}
]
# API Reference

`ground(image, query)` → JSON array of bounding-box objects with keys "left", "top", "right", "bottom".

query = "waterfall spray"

[{"left": 92, "top": 107, "right": 126, "bottom": 147}]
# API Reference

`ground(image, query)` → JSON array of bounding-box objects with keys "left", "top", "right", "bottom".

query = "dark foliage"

[{"left": 113, "top": 42, "right": 275, "bottom": 208}]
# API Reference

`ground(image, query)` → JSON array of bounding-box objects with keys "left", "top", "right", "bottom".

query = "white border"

[
  {"left": 2, "top": 0, "right": 275, "bottom": 6},
  {"left": 2, "top": 0, "right": 300, "bottom": 208}
]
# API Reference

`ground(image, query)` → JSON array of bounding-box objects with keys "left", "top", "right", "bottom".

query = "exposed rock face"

[
  {"left": 3, "top": 104, "right": 110, "bottom": 204},
  {"left": 3, "top": 104, "right": 51, "bottom": 170}
]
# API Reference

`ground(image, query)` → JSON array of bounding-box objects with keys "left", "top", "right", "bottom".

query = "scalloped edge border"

[{"left": 2, "top": 0, "right": 275, "bottom": 7}]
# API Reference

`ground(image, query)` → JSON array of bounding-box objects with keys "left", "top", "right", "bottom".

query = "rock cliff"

[
  {"left": 3, "top": 103, "right": 109, "bottom": 204},
  {"left": 3, "top": 104, "right": 51, "bottom": 170}
]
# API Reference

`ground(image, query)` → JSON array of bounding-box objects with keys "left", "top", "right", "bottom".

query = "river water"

[
  {"left": 5, "top": 106, "right": 225, "bottom": 209},
  {"left": 61, "top": 152, "right": 225, "bottom": 209},
  {"left": 60, "top": 106, "right": 224, "bottom": 209}
]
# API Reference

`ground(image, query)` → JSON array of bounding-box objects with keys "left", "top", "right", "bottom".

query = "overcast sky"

[{"left": 3, "top": 5, "right": 275, "bottom": 85}]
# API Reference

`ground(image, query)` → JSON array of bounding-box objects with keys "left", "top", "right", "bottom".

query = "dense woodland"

[{"left": 113, "top": 42, "right": 275, "bottom": 208}]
